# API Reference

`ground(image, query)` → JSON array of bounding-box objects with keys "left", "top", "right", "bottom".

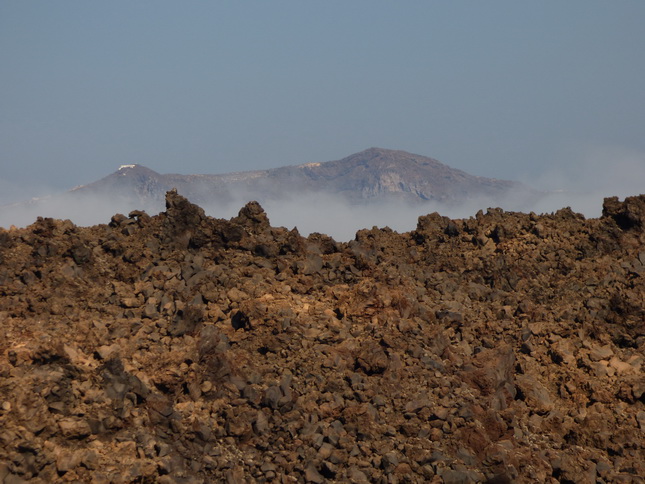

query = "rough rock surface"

[{"left": 0, "top": 191, "right": 643, "bottom": 483}]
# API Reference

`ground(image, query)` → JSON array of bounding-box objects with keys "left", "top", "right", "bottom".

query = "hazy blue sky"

[{"left": 2, "top": 1, "right": 645, "bottom": 205}]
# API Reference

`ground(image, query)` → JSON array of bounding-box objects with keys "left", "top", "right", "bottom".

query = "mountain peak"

[
  {"left": 343, "top": 147, "right": 444, "bottom": 166},
  {"left": 113, "top": 164, "right": 161, "bottom": 177},
  {"left": 350, "top": 147, "right": 413, "bottom": 159}
]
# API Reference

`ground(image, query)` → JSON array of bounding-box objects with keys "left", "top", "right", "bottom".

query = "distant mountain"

[
  {"left": 1, "top": 148, "right": 538, "bottom": 231},
  {"left": 72, "top": 147, "right": 530, "bottom": 205}
]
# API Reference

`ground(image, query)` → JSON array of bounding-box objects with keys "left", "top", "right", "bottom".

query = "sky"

[{"left": 1, "top": 1, "right": 645, "bottom": 224}]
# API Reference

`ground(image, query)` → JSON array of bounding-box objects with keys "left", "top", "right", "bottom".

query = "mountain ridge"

[
  {"left": 1, "top": 148, "right": 538, "bottom": 234},
  {"left": 73, "top": 147, "right": 531, "bottom": 205}
]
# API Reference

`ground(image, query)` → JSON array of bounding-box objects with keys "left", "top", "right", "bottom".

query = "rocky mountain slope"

[
  {"left": 0, "top": 192, "right": 643, "bottom": 483},
  {"left": 2, "top": 149, "right": 535, "bottom": 231},
  {"left": 75, "top": 148, "right": 531, "bottom": 206}
]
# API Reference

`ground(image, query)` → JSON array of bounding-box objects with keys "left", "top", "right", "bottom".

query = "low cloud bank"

[
  {"left": 1, "top": 187, "right": 638, "bottom": 243},
  {"left": 0, "top": 192, "right": 165, "bottom": 232},
  {"left": 521, "top": 146, "right": 645, "bottom": 218}
]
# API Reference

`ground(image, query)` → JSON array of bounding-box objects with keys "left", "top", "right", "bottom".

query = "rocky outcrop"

[{"left": 0, "top": 193, "right": 643, "bottom": 483}]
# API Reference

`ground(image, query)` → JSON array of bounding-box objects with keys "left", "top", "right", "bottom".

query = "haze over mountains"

[
  {"left": 73, "top": 147, "right": 532, "bottom": 205},
  {"left": 3, "top": 148, "right": 541, "bottom": 239}
]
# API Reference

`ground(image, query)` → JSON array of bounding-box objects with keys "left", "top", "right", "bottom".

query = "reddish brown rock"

[{"left": 0, "top": 192, "right": 643, "bottom": 482}]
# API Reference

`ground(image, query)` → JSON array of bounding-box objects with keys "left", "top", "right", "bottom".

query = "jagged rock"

[
  {"left": 354, "top": 341, "right": 389, "bottom": 375},
  {"left": 232, "top": 201, "right": 270, "bottom": 231},
  {"left": 162, "top": 189, "right": 207, "bottom": 248},
  {"left": 462, "top": 345, "right": 516, "bottom": 410},
  {"left": 58, "top": 418, "right": 92, "bottom": 438},
  {"left": 589, "top": 344, "right": 614, "bottom": 362},
  {"left": 0, "top": 190, "right": 643, "bottom": 482},
  {"left": 602, "top": 194, "right": 645, "bottom": 230},
  {"left": 515, "top": 375, "right": 554, "bottom": 414}
]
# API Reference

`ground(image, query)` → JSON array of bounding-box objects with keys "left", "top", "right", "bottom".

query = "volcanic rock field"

[{"left": 0, "top": 191, "right": 643, "bottom": 483}]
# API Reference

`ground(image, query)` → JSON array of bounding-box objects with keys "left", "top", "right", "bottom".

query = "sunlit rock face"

[{"left": 0, "top": 192, "right": 643, "bottom": 482}]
